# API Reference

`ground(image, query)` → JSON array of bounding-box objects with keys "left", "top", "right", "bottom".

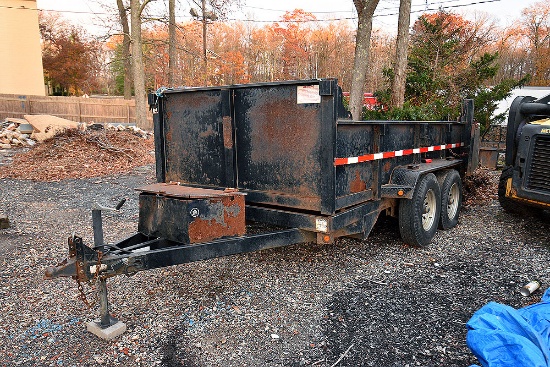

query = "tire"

[
  {"left": 497, "top": 166, "right": 538, "bottom": 215},
  {"left": 436, "top": 170, "right": 462, "bottom": 230},
  {"left": 498, "top": 166, "right": 517, "bottom": 213},
  {"left": 399, "top": 173, "right": 441, "bottom": 247}
]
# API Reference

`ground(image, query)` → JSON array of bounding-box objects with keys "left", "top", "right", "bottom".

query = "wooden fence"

[{"left": 0, "top": 94, "right": 153, "bottom": 128}]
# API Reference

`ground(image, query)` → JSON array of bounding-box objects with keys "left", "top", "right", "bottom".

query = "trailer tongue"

[{"left": 45, "top": 79, "right": 478, "bottom": 338}]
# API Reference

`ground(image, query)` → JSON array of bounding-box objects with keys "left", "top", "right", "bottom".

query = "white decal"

[{"left": 297, "top": 85, "right": 321, "bottom": 104}]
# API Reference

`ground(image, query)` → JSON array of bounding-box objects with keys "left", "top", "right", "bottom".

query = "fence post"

[
  {"left": 25, "top": 95, "right": 31, "bottom": 115},
  {"left": 77, "top": 99, "right": 82, "bottom": 122}
]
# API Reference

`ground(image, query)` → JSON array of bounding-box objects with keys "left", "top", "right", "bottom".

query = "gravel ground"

[{"left": 0, "top": 162, "right": 549, "bottom": 367}]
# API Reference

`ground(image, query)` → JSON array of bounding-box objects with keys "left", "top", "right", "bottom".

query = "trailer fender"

[
  {"left": 382, "top": 159, "right": 464, "bottom": 200},
  {"left": 381, "top": 166, "right": 433, "bottom": 199}
]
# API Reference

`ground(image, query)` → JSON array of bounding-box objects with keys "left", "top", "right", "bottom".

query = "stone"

[
  {"left": 88, "top": 123, "right": 104, "bottom": 131},
  {"left": 86, "top": 319, "right": 127, "bottom": 340},
  {"left": 0, "top": 215, "right": 9, "bottom": 229},
  {"left": 18, "top": 124, "right": 34, "bottom": 134}
]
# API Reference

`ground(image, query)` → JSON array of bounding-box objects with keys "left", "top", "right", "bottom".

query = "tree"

[
  {"left": 189, "top": 0, "right": 242, "bottom": 85},
  {"left": 116, "top": 0, "right": 132, "bottom": 99},
  {"left": 493, "top": 25, "right": 530, "bottom": 82},
  {"left": 390, "top": 0, "right": 412, "bottom": 108},
  {"left": 309, "top": 21, "right": 356, "bottom": 91},
  {"left": 520, "top": 1, "right": 550, "bottom": 85},
  {"left": 40, "top": 12, "right": 102, "bottom": 96},
  {"left": 130, "top": 0, "right": 153, "bottom": 128},
  {"left": 208, "top": 22, "right": 250, "bottom": 84},
  {"left": 213, "top": 50, "right": 249, "bottom": 84},
  {"left": 404, "top": 11, "right": 500, "bottom": 108},
  {"left": 168, "top": 0, "right": 176, "bottom": 86},
  {"left": 349, "top": 0, "right": 380, "bottom": 120},
  {"left": 272, "top": 9, "right": 317, "bottom": 79},
  {"left": 372, "top": 11, "right": 528, "bottom": 132}
]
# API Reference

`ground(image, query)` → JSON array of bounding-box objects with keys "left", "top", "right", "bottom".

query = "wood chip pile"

[{"left": 0, "top": 128, "right": 155, "bottom": 181}]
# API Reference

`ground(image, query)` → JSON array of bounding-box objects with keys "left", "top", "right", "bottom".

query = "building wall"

[{"left": 0, "top": 0, "right": 45, "bottom": 96}]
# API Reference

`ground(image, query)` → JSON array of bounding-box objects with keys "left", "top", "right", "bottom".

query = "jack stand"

[
  {"left": 86, "top": 278, "right": 126, "bottom": 340},
  {"left": 87, "top": 199, "right": 127, "bottom": 340}
]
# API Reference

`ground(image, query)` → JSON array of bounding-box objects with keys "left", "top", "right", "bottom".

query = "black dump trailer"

[
  {"left": 46, "top": 79, "right": 479, "bottom": 332},
  {"left": 498, "top": 93, "right": 550, "bottom": 212}
]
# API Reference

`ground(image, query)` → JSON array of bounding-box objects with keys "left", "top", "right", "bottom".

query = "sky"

[{"left": 33, "top": 0, "right": 540, "bottom": 37}]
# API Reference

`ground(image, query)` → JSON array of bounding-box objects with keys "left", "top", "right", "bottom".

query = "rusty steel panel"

[
  {"left": 232, "top": 84, "right": 324, "bottom": 210},
  {"left": 162, "top": 90, "right": 230, "bottom": 186},
  {"left": 334, "top": 121, "right": 468, "bottom": 209},
  {"left": 137, "top": 184, "right": 245, "bottom": 244},
  {"left": 155, "top": 80, "right": 337, "bottom": 214}
]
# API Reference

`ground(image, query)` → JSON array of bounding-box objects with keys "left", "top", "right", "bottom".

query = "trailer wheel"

[
  {"left": 437, "top": 170, "right": 462, "bottom": 230},
  {"left": 399, "top": 173, "right": 441, "bottom": 247}
]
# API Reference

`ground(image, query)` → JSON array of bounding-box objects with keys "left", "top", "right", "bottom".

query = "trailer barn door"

[
  {"left": 162, "top": 89, "right": 235, "bottom": 188},
  {"left": 232, "top": 83, "right": 324, "bottom": 212}
]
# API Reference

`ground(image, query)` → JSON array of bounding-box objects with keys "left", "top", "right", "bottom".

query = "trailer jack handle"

[{"left": 92, "top": 198, "right": 126, "bottom": 247}]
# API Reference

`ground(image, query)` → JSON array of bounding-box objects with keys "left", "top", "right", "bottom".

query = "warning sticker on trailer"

[{"left": 297, "top": 85, "right": 321, "bottom": 104}]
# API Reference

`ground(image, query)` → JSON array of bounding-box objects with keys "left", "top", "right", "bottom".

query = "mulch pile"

[
  {"left": 462, "top": 168, "right": 499, "bottom": 207},
  {"left": 0, "top": 129, "right": 154, "bottom": 181}
]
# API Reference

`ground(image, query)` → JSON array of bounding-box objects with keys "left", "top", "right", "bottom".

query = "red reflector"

[{"left": 422, "top": 159, "right": 433, "bottom": 163}]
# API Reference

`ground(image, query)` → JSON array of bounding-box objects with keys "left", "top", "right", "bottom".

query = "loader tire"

[{"left": 498, "top": 166, "right": 518, "bottom": 213}]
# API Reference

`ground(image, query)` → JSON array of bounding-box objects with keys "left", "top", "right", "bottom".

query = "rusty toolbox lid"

[{"left": 135, "top": 183, "right": 245, "bottom": 199}]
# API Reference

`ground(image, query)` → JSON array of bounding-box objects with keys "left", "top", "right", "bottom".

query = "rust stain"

[
  {"left": 248, "top": 99, "right": 319, "bottom": 163},
  {"left": 199, "top": 125, "right": 216, "bottom": 138},
  {"left": 188, "top": 195, "right": 245, "bottom": 243},
  {"left": 383, "top": 160, "right": 392, "bottom": 173},
  {"left": 222, "top": 116, "right": 233, "bottom": 149},
  {"left": 350, "top": 170, "right": 367, "bottom": 193},
  {"left": 245, "top": 96, "right": 321, "bottom": 197}
]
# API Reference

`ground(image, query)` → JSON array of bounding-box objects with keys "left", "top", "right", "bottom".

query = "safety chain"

[
  {"left": 448, "top": 148, "right": 468, "bottom": 158},
  {"left": 75, "top": 251, "right": 104, "bottom": 309}
]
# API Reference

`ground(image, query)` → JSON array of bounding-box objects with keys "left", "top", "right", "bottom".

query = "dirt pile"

[{"left": 0, "top": 129, "right": 154, "bottom": 181}]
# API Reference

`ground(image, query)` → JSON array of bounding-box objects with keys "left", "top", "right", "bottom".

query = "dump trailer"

[
  {"left": 45, "top": 79, "right": 479, "bottom": 333},
  {"left": 499, "top": 93, "right": 550, "bottom": 212}
]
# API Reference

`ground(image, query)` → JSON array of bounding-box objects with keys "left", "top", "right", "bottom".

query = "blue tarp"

[{"left": 467, "top": 289, "right": 550, "bottom": 367}]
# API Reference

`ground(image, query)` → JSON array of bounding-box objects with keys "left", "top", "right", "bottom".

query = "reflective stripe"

[{"left": 334, "top": 142, "right": 464, "bottom": 166}]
